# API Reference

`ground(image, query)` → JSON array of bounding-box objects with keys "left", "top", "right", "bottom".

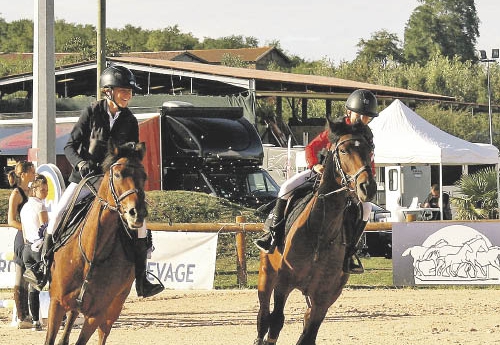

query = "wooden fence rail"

[{"left": 148, "top": 218, "right": 393, "bottom": 287}]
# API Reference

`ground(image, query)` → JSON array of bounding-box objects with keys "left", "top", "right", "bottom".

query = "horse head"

[
  {"left": 325, "top": 119, "right": 376, "bottom": 202},
  {"left": 101, "top": 141, "right": 148, "bottom": 229}
]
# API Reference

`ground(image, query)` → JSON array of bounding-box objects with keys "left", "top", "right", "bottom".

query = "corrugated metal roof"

[{"left": 109, "top": 56, "right": 454, "bottom": 101}]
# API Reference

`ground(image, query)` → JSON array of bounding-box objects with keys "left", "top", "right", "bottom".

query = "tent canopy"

[{"left": 369, "top": 99, "right": 499, "bottom": 166}]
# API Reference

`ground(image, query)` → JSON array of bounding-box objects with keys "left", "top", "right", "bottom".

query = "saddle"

[
  {"left": 51, "top": 175, "right": 101, "bottom": 253},
  {"left": 51, "top": 175, "right": 136, "bottom": 263}
]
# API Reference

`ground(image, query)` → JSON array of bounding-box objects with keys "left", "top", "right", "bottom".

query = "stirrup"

[{"left": 138, "top": 271, "right": 164, "bottom": 298}]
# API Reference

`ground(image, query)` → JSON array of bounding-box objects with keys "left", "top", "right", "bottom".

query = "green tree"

[
  {"left": 199, "top": 35, "right": 259, "bottom": 49},
  {"left": 145, "top": 25, "right": 198, "bottom": 51},
  {"left": 220, "top": 53, "right": 248, "bottom": 68},
  {"left": 355, "top": 29, "right": 404, "bottom": 66},
  {"left": 404, "top": 0, "right": 479, "bottom": 65},
  {"left": 453, "top": 167, "right": 498, "bottom": 220},
  {"left": 62, "top": 36, "right": 95, "bottom": 60},
  {"left": 1, "top": 19, "right": 33, "bottom": 52},
  {"left": 108, "top": 24, "right": 149, "bottom": 52}
]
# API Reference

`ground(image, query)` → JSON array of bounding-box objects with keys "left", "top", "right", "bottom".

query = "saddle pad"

[
  {"left": 284, "top": 192, "right": 315, "bottom": 237},
  {"left": 53, "top": 194, "right": 94, "bottom": 251}
]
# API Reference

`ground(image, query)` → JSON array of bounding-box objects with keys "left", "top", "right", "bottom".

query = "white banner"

[
  {"left": 0, "top": 227, "right": 219, "bottom": 290},
  {"left": 0, "top": 227, "right": 18, "bottom": 288},
  {"left": 146, "top": 232, "right": 219, "bottom": 290}
]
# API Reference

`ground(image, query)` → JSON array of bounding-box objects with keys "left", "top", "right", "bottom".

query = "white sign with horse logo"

[{"left": 393, "top": 222, "right": 500, "bottom": 286}]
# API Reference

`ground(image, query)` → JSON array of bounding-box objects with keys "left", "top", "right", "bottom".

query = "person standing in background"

[
  {"left": 7, "top": 161, "right": 35, "bottom": 329},
  {"left": 20, "top": 174, "right": 49, "bottom": 330}
]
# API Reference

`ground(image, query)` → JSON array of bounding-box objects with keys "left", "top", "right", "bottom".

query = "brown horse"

[
  {"left": 44, "top": 141, "right": 148, "bottom": 345},
  {"left": 254, "top": 120, "right": 377, "bottom": 345}
]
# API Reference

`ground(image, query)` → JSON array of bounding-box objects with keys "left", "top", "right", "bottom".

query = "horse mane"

[
  {"left": 101, "top": 141, "right": 146, "bottom": 173},
  {"left": 327, "top": 119, "right": 367, "bottom": 144}
]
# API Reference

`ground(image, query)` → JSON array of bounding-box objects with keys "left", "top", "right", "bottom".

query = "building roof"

[
  {"left": 109, "top": 56, "right": 453, "bottom": 102},
  {"left": 0, "top": 55, "right": 454, "bottom": 102},
  {"left": 118, "top": 46, "right": 289, "bottom": 64}
]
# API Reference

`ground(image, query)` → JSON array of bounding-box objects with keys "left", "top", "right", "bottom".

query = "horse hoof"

[{"left": 253, "top": 338, "right": 265, "bottom": 345}]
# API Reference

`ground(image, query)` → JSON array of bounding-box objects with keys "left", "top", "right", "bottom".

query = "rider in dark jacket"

[{"left": 31, "top": 66, "right": 163, "bottom": 298}]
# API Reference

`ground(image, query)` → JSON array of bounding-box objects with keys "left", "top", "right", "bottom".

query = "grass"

[{"left": 214, "top": 254, "right": 393, "bottom": 289}]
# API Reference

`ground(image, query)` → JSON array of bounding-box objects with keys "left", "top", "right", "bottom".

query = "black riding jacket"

[{"left": 64, "top": 99, "right": 139, "bottom": 184}]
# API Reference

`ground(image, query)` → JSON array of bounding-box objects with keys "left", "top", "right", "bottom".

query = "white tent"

[
  {"left": 369, "top": 99, "right": 500, "bottom": 219},
  {"left": 369, "top": 99, "right": 499, "bottom": 166}
]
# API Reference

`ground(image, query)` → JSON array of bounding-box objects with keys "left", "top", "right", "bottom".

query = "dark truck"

[{"left": 139, "top": 102, "right": 279, "bottom": 208}]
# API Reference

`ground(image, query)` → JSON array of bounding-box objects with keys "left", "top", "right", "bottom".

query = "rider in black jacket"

[{"left": 28, "top": 66, "right": 164, "bottom": 298}]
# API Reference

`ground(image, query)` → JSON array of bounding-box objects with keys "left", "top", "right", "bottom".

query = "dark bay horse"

[
  {"left": 254, "top": 120, "right": 377, "bottom": 345},
  {"left": 44, "top": 142, "right": 148, "bottom": 345}
]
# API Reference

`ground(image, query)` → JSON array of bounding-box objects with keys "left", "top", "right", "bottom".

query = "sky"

[{"left": 0, "top": 0, "right": 499, "bottom": 63}]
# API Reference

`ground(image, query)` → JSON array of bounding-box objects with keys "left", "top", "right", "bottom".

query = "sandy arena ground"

[{"left": 1, "top": 288, "right": 500, "bottom": 345}]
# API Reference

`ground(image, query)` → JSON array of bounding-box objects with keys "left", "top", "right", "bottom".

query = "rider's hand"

[
  {"left": 312, "top": 164, "right": 324, "bottom": 174},
  {"left": 77, "top": 160, "right": 94, "bottom": 178}
]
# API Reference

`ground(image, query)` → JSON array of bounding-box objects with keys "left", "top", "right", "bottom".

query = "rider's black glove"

[{"left": 77, "top": 160, "right": 94, "bottom": 178}]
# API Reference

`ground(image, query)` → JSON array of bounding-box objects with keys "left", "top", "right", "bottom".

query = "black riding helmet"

[
  {"left": 100, "top": 65, "right": 141, "bottom": 92},
  {"left": 345, "top": 89, "right": 378, "bottom": 117}
]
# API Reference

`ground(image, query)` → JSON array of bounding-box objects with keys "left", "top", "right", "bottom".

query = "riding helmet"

[
  {"left": 100, "top": 65, "right": 142, "bottom": 92},
  {"left": 345, "top": 89, "right": 378, "bottom": 117}
]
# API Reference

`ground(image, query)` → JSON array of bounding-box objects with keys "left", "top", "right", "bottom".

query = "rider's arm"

[
  {"left": 64, "top": 106, "right": 92, "bottom": 170},
  {"left": 305, "top": 130, "right": 330, "bottom": 169}
]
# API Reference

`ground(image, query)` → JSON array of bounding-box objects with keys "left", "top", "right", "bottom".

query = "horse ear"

[
  {"left": 328, "top": 116, "right": 349, "bottom": 139},
  {"left": 136, "top": 142, "right": 146, "bottom": 161}
]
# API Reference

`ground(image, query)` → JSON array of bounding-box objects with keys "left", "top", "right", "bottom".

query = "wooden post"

[{"left": 235, "top": 216, "right": 247, "bottom": 287}]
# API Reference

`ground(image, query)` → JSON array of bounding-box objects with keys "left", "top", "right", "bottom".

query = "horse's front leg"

[
  {"left": 74, "top": 316, "right": 100, "bottom": 345},
  {"left": 44, "top": 298, "right": 66, "bottom": 345},
  {"left": 255, "top": 252, "right": 278, "bottom": 345},
  {"left": 57, "top": 310, "right": 79, "bottom": 345},
  {"left": 296, "top": 301, "right": 330, "bottom": 345},
  {"left": 266, "top": 274, "right": 293, "bottom": 344},
  {"left": 298, "top": 271, "right": 348, "bottom": 345},
  {"left": 97, "top": 290, "right": 130, "bottom": 345}
]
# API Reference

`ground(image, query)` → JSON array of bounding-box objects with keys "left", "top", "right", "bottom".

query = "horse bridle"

[
  {"left": 89, "top": 161, "right": 143, "bottom": 230},
  {"left": 108, "top": 162, "right": 141, "bottom": 216},
  {"left": 331, "top": 135, "right": 372, "bottom": 192}
]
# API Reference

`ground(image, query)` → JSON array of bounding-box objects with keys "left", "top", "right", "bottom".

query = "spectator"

[
  {"left": 7, "top": 161, "right": 35, "bottom": 329},
  {"left": 20, "top": 174, "right": 48, "bottom": 330},
  {"left": 423, "top": 184, "right": 452, "bottom": 220}
]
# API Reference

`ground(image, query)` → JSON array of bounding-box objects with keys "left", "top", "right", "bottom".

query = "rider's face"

[
  {"left": 349, "top": 111, "right": 372, "bottom": 125},
  {"left": 112, "top": 87, "right": 133, "bottom": 108}
]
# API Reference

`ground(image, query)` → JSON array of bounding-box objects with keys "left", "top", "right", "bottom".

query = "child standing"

[{"left": 20, "top": 174, "right": 49, "bottom": 330}]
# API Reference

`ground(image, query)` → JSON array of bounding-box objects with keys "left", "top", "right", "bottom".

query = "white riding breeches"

[
  {"left": 278, "top": 169, "right": 316, "bottom": 199},
  {"left": 277, "top": 169, "right": 372, "bottom": 221},
  {"left": 46, "top": 181, "right": 147, "bottom": 238},
  {"left": 361, "top": 201, "right": 371, "bottom": 222}
]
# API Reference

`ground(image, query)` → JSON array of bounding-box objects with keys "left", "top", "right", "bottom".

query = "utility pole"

[
  {"left": 32, "top": 0, "right": 56, "bottom": 166},
  {"left": 96, "top": 0, "right": 106, "bottom": 99}
]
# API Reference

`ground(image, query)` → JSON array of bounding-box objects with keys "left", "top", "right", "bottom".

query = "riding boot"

[
  {"left": 343, "top": 220, "right": 368, "bottom": 274},
  {"left": 134, "top": 238, "right": 164, "bottom": 298},
  {"left": 254, "top": 198, "right": 287, "bottom": 254},
  {"left": 28, "top": 291, "right": 40, "bottom": 323},
  {"left": 24, "top": 233, "right": 54, "bottom": 291}
]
